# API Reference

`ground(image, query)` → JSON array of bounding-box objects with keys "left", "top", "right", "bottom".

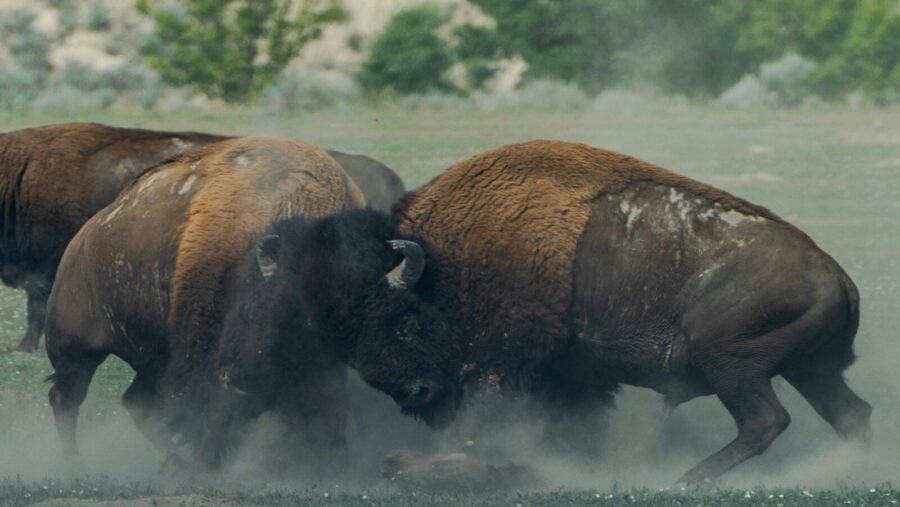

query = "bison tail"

[
  {"left": 45, "top": 372, "right": 59, "bottom": 383},
  {"left": 841, "top": 273, "right": 860, "bottom": 341},
  {"left": 831, "top": 269, "right": 861, "bottom": 371}
]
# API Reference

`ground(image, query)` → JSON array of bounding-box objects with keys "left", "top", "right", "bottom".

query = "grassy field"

[{"left": 1, "top": 104, "right": 899, "bottom": 505}]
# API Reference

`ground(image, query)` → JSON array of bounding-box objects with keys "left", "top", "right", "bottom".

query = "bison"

[
  {"left": 45, "top": 137, "right": 432, "bottom": 472},
  {"left": 0, "top": 123, "right": 227, "bottom": 352},
  {"left": 347, "top": 140, "right": 871, "bottom": 483},
  {"left": 1, "top": 123, "right": 404, "bottom": 352},
  {"left": 327, "top": 150, "right": 405, "bottom": 212}
]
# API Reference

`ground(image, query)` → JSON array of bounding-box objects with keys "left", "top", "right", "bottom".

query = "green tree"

[
  {"left": 452, "top": 24, "right": 503, "bottom": 89},
  {"left": 136, "top": 0, "right": 346, "bottom": 104},
  {"left": 468, "top": 0, "right": 645, "bottom": 92},
  {"left": 356, "top": 5, "right": 454, "bottom": 95},
  {"left": 709, "top": 0, "right": 900, "bottom": 100},
  {"left": 469, "top": 0, "right": 900, "bottom": 100}
]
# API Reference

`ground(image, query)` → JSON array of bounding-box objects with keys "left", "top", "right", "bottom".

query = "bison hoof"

[
  {"left": 16, "top": 339, "right": 38, "bottom": 353},
  {"left": 159, "top": 452, "right": 193, "bottom": 478},
  {"left": 677, "top": 472, "right": 716, "bottom": 487}
]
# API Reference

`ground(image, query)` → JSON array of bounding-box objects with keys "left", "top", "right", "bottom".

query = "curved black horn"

[{"left": 386, "top": 240, "right": 425, "bottom": 289}]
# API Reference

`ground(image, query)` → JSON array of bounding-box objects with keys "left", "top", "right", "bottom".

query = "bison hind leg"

[
  {"left": 48, "top": 352, "right": 106, "bottom": 462},
  {"left": 782, "top": 366, "right": 872, "bottom": 444}
]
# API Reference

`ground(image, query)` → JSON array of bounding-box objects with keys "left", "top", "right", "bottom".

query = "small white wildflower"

[{"left": 802, "top": 490, "right": 813, "bottom": 498}]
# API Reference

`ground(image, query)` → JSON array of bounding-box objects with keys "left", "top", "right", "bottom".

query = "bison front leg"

[
  {"left": 191, "top": 391, "right": 253, "bottom": 470},
  {"left": 678, "top": 368, "right": 790, "bottom": 484},
  {"left": 122, "top": 368, "right": 180, "bottom": 453},
  {"left": 275, "top": 365, "right": 349, "bottom": 477}
]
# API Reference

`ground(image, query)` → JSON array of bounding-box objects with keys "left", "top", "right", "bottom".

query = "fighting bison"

[
  {"left": 0, "top": 123, "right": 227, "bottom": 352},
  {"left": 1, "top": 123, "right": 404, "bottom": 352},
  {"left": 352, "top": 140, "right": 870, "bottom": 483},
  {"left": 44, "top": 137, "right": 442, "bottom": 471}
]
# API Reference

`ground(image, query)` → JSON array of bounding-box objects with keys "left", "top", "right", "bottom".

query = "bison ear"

[{"left": 256, "top": 234, "right": 280, "bottom": 281}]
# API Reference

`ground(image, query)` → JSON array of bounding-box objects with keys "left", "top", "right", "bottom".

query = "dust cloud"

[{"left": 0, "top": 293, "right": 897, "bottom": 491}]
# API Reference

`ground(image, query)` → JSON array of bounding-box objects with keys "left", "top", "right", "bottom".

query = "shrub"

[
  {"left": 84, "top": 0, "right": 112, "bottom": 31},
  {"left": 7, "top": 29, "right": 53, "bottom": 76},
  {"left": 55, "top": 0, "right": 78, "bottom": 38},
  {"left": 591, "top": 88, "right": 690, "bottom": 113},
  {"left": 0, "top": 67, "right": 41, "bottom": 112},
  {"left": 467, "top": 0, "right": 645, "bottom": 93},
  {"left": 513, "top": 79, "right": 589, "bottom": 110},
  {"left": 96, "top": 64, "right": 151, "bottom": 93},
  {"left": 473, "top": 79, "right": 588, "bottom": 111},
  {"left": 135, "top": 78, "right": 165, "bottom": 110},
  {"left": 32, "top": 85, "right": 117, "bottom": 113},
  {"left": 398, "top": 92, "right": 469, "bottom": 111},
  {"left": 717, "top": 53, "right": 817, "bottom": 108},
  {"left": 453, "top": 24, "right": 503, "bottom": 89},
  {"left": 0, "top": 8, "right": 36, "bottom": 37},
  {"left": 136, "top": 0, "right": 347, "bottom": 103},
  {"left": 717, "top": 75, "right": 774, "bottom": 109},
  {"left": 758, "top": 53, "right": 816, "bottom": 107},
  {"left": 54, "top": 60, "right": 156, "bottom": 93},
  {"left": 356, "top": 5, "right": 454, "bottom": 95},
  {"left": 259, "top": 68, "right": 358, "bottom": 112}
]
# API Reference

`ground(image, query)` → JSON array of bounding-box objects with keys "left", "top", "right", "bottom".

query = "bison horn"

[
  {"left": 256, "top": 234, "right": 280, "bottom": 280},
  {"left": 386, "top": 240, "right": 425, "bottom": 289}
]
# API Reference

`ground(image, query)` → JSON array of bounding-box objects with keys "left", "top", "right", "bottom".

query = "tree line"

[{"left": 137, "top": 0, "right": 900, "bottom": 104}]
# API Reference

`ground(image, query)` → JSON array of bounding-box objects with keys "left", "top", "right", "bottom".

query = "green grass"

[
  {"left": 1, "top": 105, "right": 899, "bottom": 505},
  {"left": 1, "top": 478, "right": 899, "bottom": 506}
]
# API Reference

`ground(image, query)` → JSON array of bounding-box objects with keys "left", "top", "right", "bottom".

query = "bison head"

[{"left": 256, "top": 210, "right": 463, "bottom": 427}]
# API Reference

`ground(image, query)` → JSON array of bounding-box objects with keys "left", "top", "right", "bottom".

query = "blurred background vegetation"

[{"left": 0, "top": 0, "right": 899, "bottom": 114}]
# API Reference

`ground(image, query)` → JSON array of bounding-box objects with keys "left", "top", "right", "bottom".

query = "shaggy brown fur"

[
  {"left": 0, "top": 123, "right": 228, "bottom": 351},
  {"left": 389, "top": 140, "right": 869, "bottom": 482},
  {"left": 165, "top": 139, "right": 365, "bottom": 367},
  {"left": 45, "top": 137, "right": 364, "bottom": 469},
  {"left": 0, "top": 122, "right": 404, "bottom": 352},
  {"left": 396, "top": 139, "right": 781, "bottom": 373}
]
